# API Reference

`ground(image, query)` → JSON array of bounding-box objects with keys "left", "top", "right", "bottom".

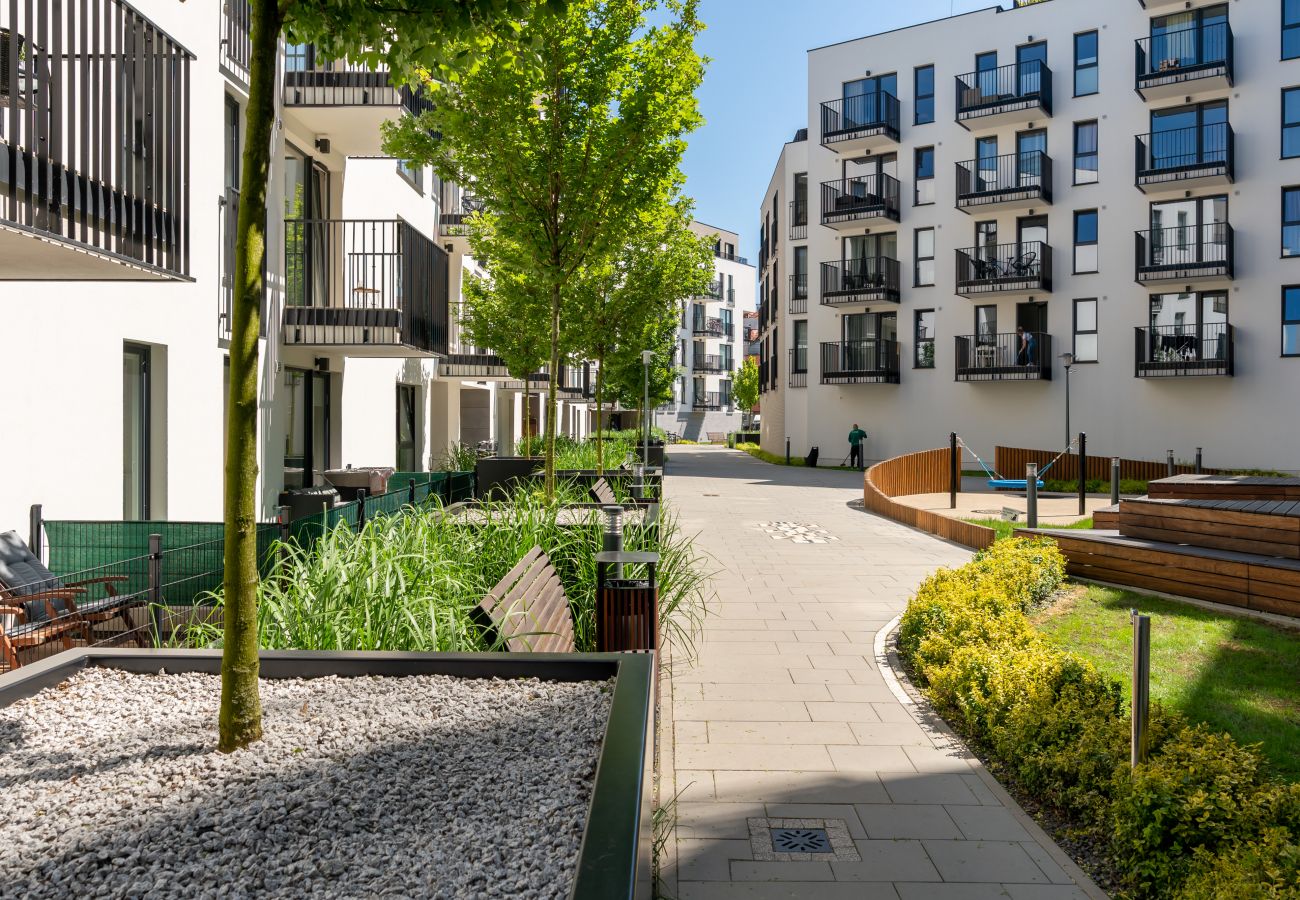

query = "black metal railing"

[
  {"left": 768, "top": 354, "right": 777, "bottom": 388},
  {"left": 701, "top": 279, "right": 723, "bottom": 300},
  {"left": 789, "top": 347, "right": 807, "bottom": 387},
  {"left": 758, "top": 358, "right": 767, "bottom": 393},
  {"left": 1135, "top": 323, "right": 1233, "bottom": 376},
  {"left": 726, "top": 288, "right": 736, "bottom": 306},
  {"left": 820, "top": 258, "right": 900, "bottom": 305},
  {"left": 221, "top": 0, "right": 251, "bottom": 78},
  {"left": 955, "top": 332, "right": 1052, "bottom": 381},
  {"left": 1135, "top": 123, "right": 1233, "bottom": 184},
  {"left": 955, "top": 59, "right": 1052, "bottom": 121},
  {"left": 715, "top": 249, "right": 748, "bottom": 264},
  {"left": 691, "top": 316, "right": 724, "bottom": 337},
  {"left": 693, "top": 352, "right": 726, "bottom": 374},
  {"left": 820, "top": 174, "right": 901, "bottom": 225},
  {"left": 789, "top": 200, "right": 807, "bottom": 240},
  {"left": 283, "top": 47, "right": 432, "bottom": 117},
  {"left": 790, "top": 274, "right": 808, "bottom": 314},
  {"left": 439, "top": 212, "right": 472, "bottom": 238},
  {"left": 282, "top": 218, "right": 448, "bottom": 354},
  {"left": 694, "top": 391, "right": 725, "bottom": 410},
  {"left": 820, "top": 92, "right": 901, "bottom": 146},
  {"left": 1135, "top": 224, "right": 1233, "bottom": 280},
  {"left": 820, "top": 340, "right": 901, "bottom": 384},
  {"left": 955, "top": 242, "right": 1052, "bottom": 295},
  {"left": 956, "top": 151, "right": 1052, "bottom": 206},
  {"left": 217, "top": 187, "right": 267, "bottom": 342},
  {"left": 1135, "top": 22, "right": 1232, "bottom": 91},
  {"left": 0, "top": 0, "right": 193, "bottom": 277}
]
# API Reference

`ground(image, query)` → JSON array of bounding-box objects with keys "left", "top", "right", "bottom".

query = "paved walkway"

[{"left": 661, "top": 446, "right": 1102, "bottom": 900}]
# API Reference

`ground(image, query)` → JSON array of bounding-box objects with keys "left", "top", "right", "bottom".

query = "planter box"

[
  {"left": 475, "top": 456, "right": 544, "bottom": 499},
  {"left": 0, "top": 648, "right": 655, "bottom": 900}
]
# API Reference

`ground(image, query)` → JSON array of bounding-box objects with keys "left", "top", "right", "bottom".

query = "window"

[
  {"left": 914, "top": 64, "right": 935, "bottom": 124},
  {"left": 1285, "top": 286, "right": 1300, "bottom": 356},
  {"left": 224, "top": 96, "right": 240, "bottom": 190},
  {"left": 1073, "top": 299, "right": 1098, "bottom": 362},
  {"left": 914, "top": 146, "right": 935, "bottom": 205},
  {"left": 396, "top": 159, "right": 424, "bottom": 193},
  {"left": 1074, "top": 210, "right": 1099, "bottom": 273},
  {"left": 1074, "top": 31, "right": 1098, "bottom": 96},
  {"left": 396, "top": 385, "right": 418, "bottom": 472},
  {"left": 1286, "top": 0, "right": 1300, "bottom": 60},
  {"left": 793, "top": 320, "right": 808, "bottom": 373},
  {"left": 914, "top": 228, "right": 935, "bottom": 286},
  {"left": 1285, "top": 188, "right": 1300, "bottom": 257},
  {"left": 1074, "top": 121, "right": 1098, "bottom": 184},
  {"left": 1285, "top": 88, "right": 1300, "bottom": 158},
  {"left": 976, "top": 305, "right": 997, "bottom": 342},
  {"left": 914, "top": 309, "right": 935, "bottom": 368}
]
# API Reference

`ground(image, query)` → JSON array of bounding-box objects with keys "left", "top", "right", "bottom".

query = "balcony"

[
  {"left": 694, "top": 391, "right": 728, "bottom": 411},
  {"left": 1135, "top": 224, "right": 1233, "bottom": 284},
  {"left": 820, "top": 175, "right": 901, "bottom": 229},
  {"left": 1135, "top": 124, "right": 1233, "bottom": 193},
  {"left": 789, "top": 274, "right": 808, "bottom": 315},
  {"left": 282, "top": 47, "right": 433, "bottom": 157},
  {"left": 726, "top": 288, "right": 736, "bottom": 306},
  {"left": 699, "top": 279, "right": 723, "bottom": 301},
  {"left": 955, "top": 60, "right": 1052, "bottom": 130},
  {"left": 789, "top": 348, "right": 807, "bottom": 388},
  {"left": 820, "top": 340, "right": 901, "bottom": 385},
  {"left": 0, "top": 0, "right": 191, "bottom": 280},
  {"left": 820, "top": 258, "right": 900, "bottom": 306},
  {"left": 1135, "top": 23, "right": 1232, "bottom": 102},
  {"left": 955, "top": 152, "right": 1052, "bottom": 212},
  {"left": 693, "top": 353, "right": 728, "bottom": 374},
  {"left": 955, "top": 242, "right": 1052, "bottom": 298},
  {"left": 789, "top": 201, "right": 808, "bottom": 240},
  {"left": 716, "top": 249, "right": 749, "bottom": 265},
  {"left": 819, "top": 92, "right": 901, "bottom": 155},
  {"left": 955, "top": 333, "right": 1053, "bottom": 382},
  {"left": 1135, "top": 324, "right": 1233, "bottom": 377},
  {"left": 692, "top": 316, "right": 725, "bottom": 338},
  {"left": 222, "top": 0, "right": 251, "bottom": 81},
  {"left": 282, "top": 219, "right": 448, "bottom": 357}
]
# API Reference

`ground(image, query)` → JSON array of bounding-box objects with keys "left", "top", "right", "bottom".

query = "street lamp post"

[
  {"left": 641, "top": 350, "right": 654, "bottom": 472},
  {"left": 1060, "top": 351, "right": 1075, "bottom": 446}
]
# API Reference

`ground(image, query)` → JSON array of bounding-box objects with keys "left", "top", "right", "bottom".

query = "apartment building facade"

[
  {"left": 655, "top": 221, "right": 755, "bottom": 439},
  {"left": 758, "top": 0, "right": 1300, "bottom": 473},
  {"left": 0, "top": 0, "right": 593, "bottom": 530}
]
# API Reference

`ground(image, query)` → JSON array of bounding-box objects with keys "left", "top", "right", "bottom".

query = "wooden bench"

[
  {"left": 1148, "top": 474, "right": 1300, "bottom": 502},
  {"left": 706, "top": 431, "right": 725, "bottom": 444},
  {"left": 1118, "top": 497, "right": 1300, "bottom": 559},
  {"left": 477, "top": 546, "right": 575, "bottom": 652},
  {"left": 1091, "top": 503, "right": 1120, "bottom": 530},
  {"left": 589, "top": 477, "right": 619, "bottom": 506}
]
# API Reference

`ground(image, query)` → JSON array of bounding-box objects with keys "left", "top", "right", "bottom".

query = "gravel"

[{"left": 0, "top": 669, "right": 613, "bottom": 899}]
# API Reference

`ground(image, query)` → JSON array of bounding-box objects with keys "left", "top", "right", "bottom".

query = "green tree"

[
  {"left": 221, "top": 0, "right": 562, "bottom": 752},
  {"left": 732, "top": 357, "right": 759, "bottom": 429},
  {"left": 388, "top": 0, "right": 705, "bottom": 498}
]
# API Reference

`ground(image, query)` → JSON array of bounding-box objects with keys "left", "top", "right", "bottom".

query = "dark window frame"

[
  {"left": 914, "top": 227, "right": 935, "bottom": 287},
  {"left": 914, "top": 146, "right": 935, "bottom": 206},
  {"left": 1285, "top": 87, "right": 1300, "bottom": 158},
  {"left": 914, "top": 308, "right": 936, "bottom": 369},
  {"left": 1285, "top": 186, "right": 1300, "bottom": 258},
  {"left": 1284, "top": 285, "right": 1300, "bottom": 356},
  {"left": 1073, "top": 209, "right": 1099, "bottom": 274},
  {"left": 1073, "top": 120, "right": 1098, "bottom": 185},
  {"left": 1287, "top": 0, "right": 1300, "bottom": 60},
  {"left": 1074, "top": 30, "right": 1099, "bottom": 97},
  {"left": 914, "top": 64, "right": 935, "bottom": 125},
  {"left": 1072, "top": 298, "right": 1099, "bottom": 363}
]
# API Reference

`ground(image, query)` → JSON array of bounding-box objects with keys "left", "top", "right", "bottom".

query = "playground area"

[{"left": 891, "top": 485, "right": 1111, "bottom": 526}]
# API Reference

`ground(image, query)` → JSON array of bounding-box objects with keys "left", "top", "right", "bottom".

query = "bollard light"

[
  {"left": 1026, "top": 463, "right": 1038, "bottom": 529},
  {"left": 1110, "top": 457, "right": 1121, "bottom": 505},
  {"left": 602, "top": 504, "right": 624, "bottom": 580},
  {"left": 1131, "top": 611, "right": 1151, "bottom": 767}
]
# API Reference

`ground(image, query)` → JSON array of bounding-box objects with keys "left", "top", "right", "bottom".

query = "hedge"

[{"left": 897, "top": 538, "right": 1300, "bottom": 899}]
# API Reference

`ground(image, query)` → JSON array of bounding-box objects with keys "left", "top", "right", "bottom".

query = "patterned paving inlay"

[{"left": 757, "top": 521, "right": 840, "bottom": 543}]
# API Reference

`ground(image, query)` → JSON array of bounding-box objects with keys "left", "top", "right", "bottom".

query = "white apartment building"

[
  {"left": 758, "top": 0, "right": 1300, "bottom": 473},
  {"left": 655, "top": 221, "right": 755, "bottom": 439},
  {"left": 0, "top": 0, "right": 593, "bottom": 531}
]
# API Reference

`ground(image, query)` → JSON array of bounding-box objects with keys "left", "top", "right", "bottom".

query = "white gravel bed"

[{"left": 0, "top": 668, "right": 613, "bottom": 899}]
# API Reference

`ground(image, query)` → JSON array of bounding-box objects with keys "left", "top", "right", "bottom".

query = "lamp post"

[
  {"left": 1060, "top": 351, "right": 1075, "bottom": 446},
  {"left": 641, "top": 350, "right": 654, "bottom": 471}
]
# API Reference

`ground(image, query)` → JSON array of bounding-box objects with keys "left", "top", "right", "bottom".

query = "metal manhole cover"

[{"left": 770, "top": 828, "right": 832, "bottom": 853}]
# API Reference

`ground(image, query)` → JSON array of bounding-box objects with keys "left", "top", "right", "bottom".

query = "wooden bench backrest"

[
  {"left": 589, "top": 478, "right": 618, "bottom": 506},
  {"left": 478, "top": 545, "right": 575, "bottom": 653}
]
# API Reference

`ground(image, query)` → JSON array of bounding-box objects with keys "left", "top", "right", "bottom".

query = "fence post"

[
  {"left": 408, "top": 478, "right": 417, "bottom": 506},
  {"left": 148, "top": 533, "right": 163, "bottom": 647},
  {"left": 1111, "top": 457, "right": 1121, "bottom": 505},
  {"left": 1026, "top": 463, "right": 1038, "bottom": 529},
  {"left": 356, "top": 489, "right": 367, "bottom": 531},
  {"left": 1194, "top": 447, "right": 1203, "bottom": 475},
  {"left": 1131, "top": 611, "right": 1151, "bottom": 767},
  {"left": 29, "top": 504, "right": 43, "bottom": 561},
  {"left": 949, "top": 432, "right": 958, "bottom": 510},
  {"left": 1166, "top": 449, "right": 1175, "bottom": 478},
  {"left": 1078, "top": 432, "right": 1087, "bottom": 517},
  {"left": 785, "top": 436, "right": 791, "bottom": 466}
]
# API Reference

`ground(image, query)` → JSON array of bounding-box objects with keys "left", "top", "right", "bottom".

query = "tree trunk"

[
  {"left": 219, "top": 0, "right": 280, "bottom": 753},
  {"left": 543, "top": 280, "right": 561, "bottom": 500},
  {"left": 594, "top": 354, "right": 605, "bottom": 475}
]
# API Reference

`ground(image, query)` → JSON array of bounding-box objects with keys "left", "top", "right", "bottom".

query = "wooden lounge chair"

[
  {"left": 0, "top": 592, "right": 85, "bottom": 671},
  {"left": 589, "top": 477, "right": 619, "bottom": 506},
  {"left": 477, "top": 546, "right": 575, "bottom": 652}
]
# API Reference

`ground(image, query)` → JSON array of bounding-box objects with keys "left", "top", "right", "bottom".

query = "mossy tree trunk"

[{"left": 594, "top": 355, "right": 605, "bottom": 474}]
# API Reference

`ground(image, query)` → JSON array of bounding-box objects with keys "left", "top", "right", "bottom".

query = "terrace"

[
  {"left": 955, "top": 60, "right": 1052, "bottom": 129},
  {"left": 820, "top": 258, "right": 900, "bottom": 306},
  {"left": 1135, "top": 124, "right": 1234, "bottom": 192},
  {"left": 819, "top": 175, "right": 901, "bottom": 229},
  {"left": 1134, "top": 323, "right": 1234, "bottom": 377},
  {"left": 1135, "top": 224, "right": 1233, "bottom": 284},
  {"left": 954, "top": 332, "right": 1053, "bottom": 381},
  {"left": 955, "top": 242, "right": 1052, "bottom": 297},
  {"left": 818, "top": 91, "right": 901, "bottom": 155},
  {"left": 819, "top": 339, "right": 901, "bottom": 385},
  {"left": 955, "top": 151, "right": 1052, "bottom": 211},
  {"left": 1135, "top": 22, "right": 1233, "bottom": 102}
]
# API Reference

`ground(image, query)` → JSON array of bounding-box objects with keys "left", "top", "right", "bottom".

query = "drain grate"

[{"left": 770, "top": 827, "right": 832, "bottom": 853}]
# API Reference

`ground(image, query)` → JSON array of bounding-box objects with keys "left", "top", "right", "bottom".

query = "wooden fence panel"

[
  {"left": 863, "top": 448, "right": 995, "bottom": 551},
  {"left": 994, "top": 445, "right": 1221, "bottom": 484}
]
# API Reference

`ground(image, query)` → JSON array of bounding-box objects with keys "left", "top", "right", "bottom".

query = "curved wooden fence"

[
  {"left": 994, "top": 445, "right": 1221, "bottom": 483},
  {"left": 864, "top": 448, "right": 996, "bottom": 551}
]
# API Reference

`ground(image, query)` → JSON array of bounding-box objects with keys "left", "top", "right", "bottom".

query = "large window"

[
  {"left": 1148, "top": 292, "right": 1229, "bottom": 360},
  {"left": 914, "top": 146, "right": 935, "bottom": 205},
  {"left": 1073, "top": 299, "right": 1098, "bottom": 362},
  {"left": 1074, "top": 210, "right": 1099, "bottom": 273},
  {"left": 793, "top": 320, "right": 808, "bottom": 373},
  {"left": 1285, "top": 88, "right": 1300, "bottom": 158},
  {"left": 914, "top": 228, "right": 935, "bottom": 286},
  {"left": 1074, "top": 121, "right": 1098, "bottom": 184},
  {"left": 914, "top": 309, "right": 935, "bottom": 368},
  {"left": 1285, "top": 286, "right": 1300, "bottom": 356},
  {"left": 914, "top": 64, "right": 935, "bottom": 124},
  {"left": 1286, "top": 0, "right": 1300, "bottom": 60},
  {"left": 396, "top": 384, "right": 418, "bottom": 471},
  {"left": 1074, "top": 31, "right": 1098, "bottom": 96},
  {"left": 1285, "top": 187, "right": 1300, "bottom": 257}
]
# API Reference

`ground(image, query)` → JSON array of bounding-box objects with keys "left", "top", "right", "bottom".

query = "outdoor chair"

[
  {"left": 477, "top": 546, "right": 575, "bottom": 653},
  {"left": 1008, "top": 252, "right": 1037, "bottom": 278},
  {"left": 589, "top": 477, "right": 619, "bottom": 506}
]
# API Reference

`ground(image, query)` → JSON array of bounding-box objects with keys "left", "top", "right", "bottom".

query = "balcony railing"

[
  {"left": 694, "top": 391, "right": 727, "bottom": 410},
  {"left": 1135, "top": 323, "right": 1233, "bottom": 377},
  {"left": 789, "top": 348, "right": 807, "bottom": 387},
  {"left": 790, "top": 274, "right": 808, "bottom": 314},
  {"left": 820, "top": 258, "right": 900, "bottom": 305},
  {"left": 1135, "top": 124, "right": 1233, "bottom": 187},
  {"left": 726, "top": 288, "right": 736, "bottom": 306},
  {"left": 217, "top": 187, "right": 267, "bottom": 341},
  {"left": 820, "top": 340, "right": 901, "bottom": 385},
  {"left": 716, "top": 249, "right": 749, "bottom": 264},
  {"left": 955, "top": 332, "right": 1052, "bottom": 381},
  {"left": 693, "top": 353, "right": 727, "bottom": 374},
  {"left": 700, "top": 279, "right": 723, "bottom": 300},
  {"left": 955, "top": 60, "right": 1052, "bottom": 124},
  {"left": 820, "top": 92, "right": 901, "bottom": 147},
  {"left": 283, "top": 46, "right": 432, "bottom": 117},
  {"left": 820, "top": 175, "right": 901, "bottom": 226},
  {"left": 955, "top": 242, "right": 1052, "bottom": 296},
  {"left": 1135, "top": 224, "right": 1233, "bottom": 282},
  {"left": 768, "top": 354, "right": 778, "bottom": 389},
  {"left": 282, "top": 218, "right": 448, "bottom": 355},
  {"left": 789, "top": 200, "right": 807, "bottom": 240},
  {"left": 0, "top": 0, "right": 192, "bottom": 278},
  {"left": 692, "top": 316, "right": 724, "bottom": 337},
  {"left": 955, "top": 151, "right": 1052, "bottom": 208},
  {"left": 222, "top": 0, "right": 252, "bottom": 79},
  {"left": 1135, "top": 22, "right": 1232, "bottom": 96},
  {"left": 439, "top": 212, "right": 472, "bottom": 239}
]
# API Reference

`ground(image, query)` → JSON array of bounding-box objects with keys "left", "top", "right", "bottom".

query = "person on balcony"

[
  {"left": 847, "top": 424, "right": 868, "bottom": 470},
  {"left": 1017, "top": 326, "right": 1036, "bottom": 367}
]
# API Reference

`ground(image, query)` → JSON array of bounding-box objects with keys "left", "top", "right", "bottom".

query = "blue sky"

[{"left": 683, "top": 0, "right": 1001, "bottom": 264}]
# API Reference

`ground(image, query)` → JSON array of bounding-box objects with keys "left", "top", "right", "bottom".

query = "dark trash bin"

[{"left": 805, "top": 446, "right": 819, "bottom": 467}]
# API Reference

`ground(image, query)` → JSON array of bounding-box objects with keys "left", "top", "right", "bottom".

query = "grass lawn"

[
  {"left": 1035, "top": 584, "right": 1300, "bottom": 780},
  {"left": 735, "top": 443, "right": 861, "bottom": 472},
  {"left": 961, "top": 516, "right": 1094, "bottom": 542}
]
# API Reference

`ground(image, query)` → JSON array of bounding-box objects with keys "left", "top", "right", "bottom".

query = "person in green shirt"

[{"left": 847, "top": 424, "right": 868, "bottom": 470}]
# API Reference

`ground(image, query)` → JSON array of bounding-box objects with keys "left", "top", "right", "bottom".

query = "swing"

[{"left": 956, "top": 436, "right": 1077, "bottom": 490}]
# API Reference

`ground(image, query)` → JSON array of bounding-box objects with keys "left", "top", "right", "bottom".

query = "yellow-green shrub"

[{"left": 1177, "top": 827, "right": 1300, "bottom": 899}]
